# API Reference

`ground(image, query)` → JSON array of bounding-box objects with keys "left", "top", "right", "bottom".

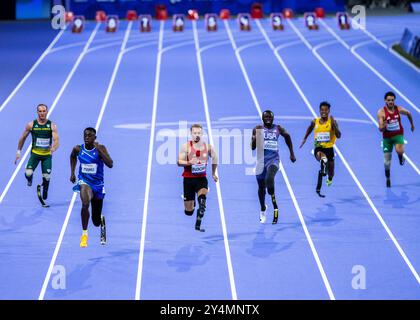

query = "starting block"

[
  {"left": 220, "top": 9, "right": 230, "bottom": 20},
  {"left": 156, "top": 4, "right": 168, "bottom": 20},
  {"left": 304, "top": 12, "right": 319, "bottom": 30},
  {"left": 205, "top": 14, "right": 218, "bottom": 31},
  {"left": 106, "top": 15, "right": 119, "bottom": 33},
  {"left": 251, "top": 2, "right": 263, "bottom": 19},
  {"left": 139, "top": 15, "right": 152, "bottom": 32},
  {"left": 283, "top": 8, "right": 294, "bottom": 19},
  {"left": 270, "top": 13, "right": 284, "bottom": 30},
  {"left": 315, "top": 7, "right": 325, "bottom": 18},
  {"left": 337, "top": 12, "right": 350, "bottom": 30},
  {"left": 71, "top": 16, "right": 85, "bottom": 33},
  {"left": 173, "top": 14, "right": 185, "bottom": 32},
  {"left": 126, "top": 10, "right": 137, "bottom": 21},
  {"left": 65, "top": 11, "right": 74, "bottom": 23},
  {"left": 238, "top": 13, "right": 251, "bottom": 31},
  {"left": 95, "top": 10, "right": 106, "bottom": 22},
  {"left": 188, "top": 9, "right": 199, "bottom": 20}
]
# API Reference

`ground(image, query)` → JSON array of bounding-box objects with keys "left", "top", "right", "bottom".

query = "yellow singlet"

[{"left": 314, "top": 117, "right": 336, "bottom": 148}]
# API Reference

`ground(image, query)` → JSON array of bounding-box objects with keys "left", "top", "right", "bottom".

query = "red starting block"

[
  {"left": 71, "top": 15, "right": 85, "bottom": 33},
  {"left": 139, "top": 15, "right": 152, "bottom": 32},
  {"left": 95, "top": 10, "right": 106, "bottom": 22},
  {"left": 337, "top": 12, "right": 350, "bottom": 30},
  {"left": 188, "top": 9, "right": 199, "bottom": 20},
  {"left": 315, "top": 7, "right": 325, "bottom": 18},
  {"left": 270, "top": 13, "right": 284, "bottom": 30},
  {"left": 65, "top": 11, "right": 74, "bottom": 23},
  {"left": 106, "top": 15, "right": 119, "bottom": 33},
  {"left": 304, "top": 12, "right": 319, "bottom": 30},
  {"left": 251, "top": 2, "right": 263, "bottom": 19},
  {"left": 238, "top": 13, "right": 251, "bottom": 31},
  {"left": 156, "top": 4, "right": 168, "bottom": 20},
  {"left": 220, "top": 9, "right": 230, "bottom": 20},
  {"left": 127, "top": 10, "right": 137, "bottom": 21},
  {"left": 173, "top": 14, "right": 185, "bottom": 32},
  {"left": 283, "top": 8, "right": 294, "bottom": 19},
  {"left": 205, "top": 14, "right": 218, "bottom": 31}
]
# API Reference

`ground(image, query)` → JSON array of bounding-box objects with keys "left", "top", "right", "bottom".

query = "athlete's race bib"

[
  {"left": 264, "top": 140, "right": 278, "bottom": 151},
  {"left": 35, "top": 138, "right": 50, "bottom": 148},
  {"left": 386, "top": 119, "right": 400, "bottom": 131},
  {"left": 81, "top": 163, "right": 97, "bottom": 174},
  {"left": 316, "top": 132, "right": 330, "bottom": 142},
  {"left": 192, "top": 163, "right": 206, "bottom": 175}
]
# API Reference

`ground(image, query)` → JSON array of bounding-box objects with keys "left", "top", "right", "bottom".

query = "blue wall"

[
  {"left": 16, "top": 0, "right": 51, "bottom": 19},
  {"left": 69, "top": 0, "right": 345, "bottom": 19}
]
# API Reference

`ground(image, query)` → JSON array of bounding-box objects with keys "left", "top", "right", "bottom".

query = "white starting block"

[
  {"left": 238, "top": 13, "right": 251, "bottom": 31},
  {"left": 139, "top": 15, "right": 152, "bottom": 32},
  {"left": 173, "top": 14, "right": 185, "bottom": 32},
  {"left": 270, "top": 13, "right": 284, "bottom": 30},
  {"left": 72, "top": 15, "right": 85, "bottom": 33},
  {"left": 106, "top": 15, "right": 119, "bottom": 33},
  {"left": 337, "top": 12, "right": 350, "bottom": 30},
  {"left": 205, "top": 13, "right": 218, "bottom": 32},
  {"left": 304, "top": 12, "right": 319, "bottom": 30}
]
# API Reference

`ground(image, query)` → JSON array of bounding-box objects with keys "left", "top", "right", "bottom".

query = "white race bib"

[
  {"left": 192, "top": 163, "right": 206, "bottom": 175},
  {"left": 81, "top": 163, "right": 97, "bottom": 174},
  {"left": 35, "top": 138, "right": 50, "bottom": 148},
  {"left": 264, "top": 140, "right": 278, "bottom": 151},
  {"left": 316, "top": 132, "right": 330, "bottom": 142},
  {"left": 386, "top": 119, "right": 400, "bottom": 131}
]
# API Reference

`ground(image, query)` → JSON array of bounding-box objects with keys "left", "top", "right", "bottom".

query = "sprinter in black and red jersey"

[
  {"left": 177, "top": 123, "right": 218, "bottom": 232},
  {"left": 377, "top": 91, "right": 415, "bottom": 188}
]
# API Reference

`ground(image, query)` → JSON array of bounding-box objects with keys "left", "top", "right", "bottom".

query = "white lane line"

[
  {"left": 261, "top": 19, "right": 420, "bottom": 285},
  {"left": 226, "top": 19, "right": 336, "bottom": 300},
  {"left": 0, "top": 23, "right": 101, "bottom": 206},
  {"left": 38, "top": 22, "right": 133, "bottom": 300},
  {"left": 319, "top": 19, "right": 420, "bottom": 114},
  {"left": 193, "top": 20, "right": 238, "bottom": 301},
  {"left": 135, "top": 21, "right": 165, "bottom": 301},
  {"left": 0, "top": 25, "right": 67, "bottom": 112}
]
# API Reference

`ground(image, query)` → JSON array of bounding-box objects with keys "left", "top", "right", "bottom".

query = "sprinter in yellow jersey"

[
  {"left": 300, "top": 101, "right": 341, "bottom": 197},
  {"left": 15, "top": 104, "right": 59, "bottom": 202}
]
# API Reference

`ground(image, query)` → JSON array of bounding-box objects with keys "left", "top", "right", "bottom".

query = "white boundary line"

[
  {"left": 286, "top": 19, "right": 420, "bottom": 176},
  {"left": 193, "top": 20, "right": 238, "bottom": 300},
  {"left": 0, "top": 23, "right": 101, "bottom": 206},
  {"left": 262, "top": 19, "right": 420, "bottom": 284},
  {"left": 225, "top": 19, "right": 336, "bottom": 300},
  {"left": 0, "top": 26, "right": 67, "bottom": 112},
  {"left": 319, "top": 19, "right": 420, "bottom": 114},
  {"left": 38, "top": 21, "right": 133, "bottom": 300},
  {"left": 135, "top": 21, "right": 164, "bottom": 301}
]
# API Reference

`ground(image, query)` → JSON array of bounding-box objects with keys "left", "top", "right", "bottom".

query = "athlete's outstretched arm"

[
  {"left": 398, "top": 106, "right": 415, "bottom": 132},
  {"left": 377, "top": 109, "right": 386, "bottom": 132},
  {"left": 279, "top": 125, "right": 296, "bottom": 163},
  {"left": 251, "top": 125, "right": 263, "bottom": 150},
  {"left": 95, "top": 143, "right": 113, "bottom": 168},
  {"left": 209, "top": 144, "right": 218, "bottom": 182},
  {"left": 51, "top": 123, "right": 60, "bottom": 153},
  {"left": 177, "top": 143, "right": 191, "bottom": 167},
  {"left": 15, "top": 121, "right": 33, "bottom": 164},
  {"left": 299, "top": 120, "right": 315, "bottom": 148},
  {"left": 70, "top": 145, "right": 80, "bottom": 183}
]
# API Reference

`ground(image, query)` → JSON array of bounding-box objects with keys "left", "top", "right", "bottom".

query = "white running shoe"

[{"left": 260, "top": 205, "right": 267, "bottom": 224}]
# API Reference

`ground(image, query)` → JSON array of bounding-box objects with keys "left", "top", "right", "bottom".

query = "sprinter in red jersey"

[
  {"left": 377, "top": 91, "right": 414, "bottom": 187},
  {"left": 177, "top": 124, "right": 218, "bottom": 232}
]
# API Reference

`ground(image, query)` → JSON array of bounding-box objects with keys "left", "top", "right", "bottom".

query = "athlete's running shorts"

[
  {"left": 183, "top": 177, "right": 208, "bottom": 201},
  {"left": 73, "top": 179, "right": 106, "bottom": 200},
  {"left": 382, "top": 135, "right": 404, "bottom": 153}
]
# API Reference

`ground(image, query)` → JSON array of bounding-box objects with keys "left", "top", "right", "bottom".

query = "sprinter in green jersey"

[{"left": 15, "top": 104, "right": 59, "bottom": 201}]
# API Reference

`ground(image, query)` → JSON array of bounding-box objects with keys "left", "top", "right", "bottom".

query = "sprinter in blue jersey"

[
  {"left": 70, "top": 127, "right": 113, "bottom": 248},
  {"left": 251, "top": 110, "right": 296, "bottom": 224}
]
